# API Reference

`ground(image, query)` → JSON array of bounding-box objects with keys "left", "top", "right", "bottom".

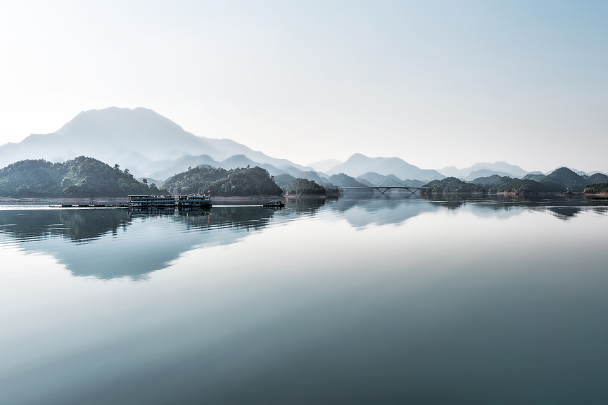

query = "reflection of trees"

[
  {"left": 285, "top": 199, "right": 327, "bottom": 215},
  {"left": 0, "top": 209, "right": 132, "bottom": 242},
  {"left": 0, "top": 207, "right": 284, "bottom": 280},
  {"left": 420, "top": 194, "right": 608, "bottom": 220},
  {"left": 132, "top": 206, "right": 284, "bottom": 232}
]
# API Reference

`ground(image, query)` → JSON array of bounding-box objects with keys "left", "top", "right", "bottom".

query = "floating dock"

[{"left": 128, "top": 195, "right": 212, "bottom": 210}]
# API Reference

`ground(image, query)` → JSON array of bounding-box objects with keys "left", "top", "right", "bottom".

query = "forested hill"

[
  {"left": 420, "top": 177, "right": 485, "bottom": 194},
  {"left": 163, "top": 166, "right": 283, "bottom": 196},
  {"left": 0, "top": 157, "right": 163, "bottom": 197}
]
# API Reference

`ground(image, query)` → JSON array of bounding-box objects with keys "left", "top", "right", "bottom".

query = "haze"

[{"left": 1, "top": 0, "right": 607, "bottom": 172}]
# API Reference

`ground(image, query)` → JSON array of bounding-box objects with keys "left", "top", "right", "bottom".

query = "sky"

[{"left": 1, "top": 0, "right": 607, "bottom": 172}]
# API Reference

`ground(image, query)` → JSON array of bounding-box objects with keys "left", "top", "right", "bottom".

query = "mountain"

[
  {"left": 464, "top": 169, "right": 515, "bottom": 181},
  {"left": 440, "top": 162, "right": 528, "bottom": 178},
  {"left": 327, "top": 154, "right": 443, "bottom": 181},
  {"left": 0, "top": 107, "right": 310, "bottom": 178},
  {"left": 147, "top": 154, "right": 221, "bottom": 180},
  {"left": 145, "top": 152, "right": 321, "bottom": 182},
  {"left": 273, "top": 174, "right": 297, "bottom": 188},
  {"left": 307, "top": 159, "right": 343, "bottom": 173},
  {"left": 470, "top": 175, "right": 516, "bottom": 193},
  {"left": 357, "top": 172, "right": 404, "bottom": 186},
  {"left": 586, "top": 173, "right": 608, "bottom": 184},
  {"left": 357, "top": 172, "right": 425, "bottom": 187},
  {"left": 0, "top": 157, "right": 163, "bottom": 197},
  {"left": 278, "top": 167, "right": 326, "bottom": 184},
  {"left": 523, "top": 173, "right": 546, "bottom": 181},
  {"left": 327, "top": 173, "right": 369, "bottom": 188},
  {"left": 543, "top": 167, "right": 587, "bottom": 191}
]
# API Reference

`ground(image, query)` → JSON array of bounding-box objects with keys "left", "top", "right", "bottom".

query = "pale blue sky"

[{"left": 1, "top": 0, "right": 607, "bottom": 171}]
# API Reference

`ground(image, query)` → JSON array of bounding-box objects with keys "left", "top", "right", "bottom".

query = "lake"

[{"left": 1, "top": 195, "right": 608, "bottom": 404}]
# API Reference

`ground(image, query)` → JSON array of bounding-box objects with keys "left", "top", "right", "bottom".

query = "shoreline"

[
  {"left": 0, "top": 197, "right": 130, "bottom": 203},
  {"left": 582, "top": 192, "right": 608, "bottom": 199},
  {"left": 284, "top": 194, "right": 329, "bottom": 200}
]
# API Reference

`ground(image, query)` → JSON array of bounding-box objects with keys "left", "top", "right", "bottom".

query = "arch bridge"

[{"left": 341, "top": 186, "right": 429, "bottom": 195}]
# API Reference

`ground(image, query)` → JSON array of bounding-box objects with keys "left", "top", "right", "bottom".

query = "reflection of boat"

[
  {"left": 263, "top": 200, "right": 285, "bottom": 208},
  {"left": 128, "top": 195, "right": 176, "bottom": 209},
  {"left": 176, "top": 195, "right": 212, "bottom": 209}
]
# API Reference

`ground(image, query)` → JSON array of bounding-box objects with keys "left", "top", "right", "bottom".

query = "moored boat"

[
  {"left": 176, "top": 195, "right": 212, "bottom": 209},
  {"left": 128, "top": 195, "right": 176, "bottom": 209},
  {"left": 263, "top": 200, "right": 285, "bottom": 208}
]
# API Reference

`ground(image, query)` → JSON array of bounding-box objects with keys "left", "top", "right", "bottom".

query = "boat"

[
  {"left": 176, "top": 195, "right": 212, "bottom": 209},
  {"left": 128, "top": 195, "right": 176, "bottom": 209},
  {"left": 263, "top": 200, "right": 285, "bottom": 208}
]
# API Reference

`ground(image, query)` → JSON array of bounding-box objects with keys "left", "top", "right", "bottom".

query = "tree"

[
  {"left": 142, "top": 178, "right": 148, "bottom": 185},
  {"left": 114, "top": 164, "right": 120, "bottom": 170},
  {"left": 124, "top": 168, "right": 130, "bottom": 175}
]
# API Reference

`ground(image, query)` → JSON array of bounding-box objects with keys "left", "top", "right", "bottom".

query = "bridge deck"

[{"left": 341, "top": 186, "right": 429, "bottom": 195}]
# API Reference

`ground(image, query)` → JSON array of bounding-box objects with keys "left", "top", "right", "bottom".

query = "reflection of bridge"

[{"left": 341, "top": 186, "right": 429, "bottom": 195}]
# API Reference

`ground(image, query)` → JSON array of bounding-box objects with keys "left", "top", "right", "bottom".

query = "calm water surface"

[{"left": 1, "top": 196, "right": 608, "bottom": 404}]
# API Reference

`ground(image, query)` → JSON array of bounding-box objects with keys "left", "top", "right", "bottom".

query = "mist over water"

[{"left": 1, "top": 196, "right": 608, "bottom": 404}]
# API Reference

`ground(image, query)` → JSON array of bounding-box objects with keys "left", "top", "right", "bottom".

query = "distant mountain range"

[
  {"left": 439, "top": 162, "right": 528, "bottom": 179},
  {"left": 326, "top": 153, "right": 444, "bottom": 181},
  {"left": 1, "top": 107, "right": 605, "bottom": 187},
  {"left": 357, "top": 172, "right": 426, "bottom": 188},
  {"left": 307, "top": 159, "right": 343, "bottom": 173}
]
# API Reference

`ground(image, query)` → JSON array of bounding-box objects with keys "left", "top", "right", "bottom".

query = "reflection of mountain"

[
  {"left": 325, "top": 197, "right": 440, "bottom": 228},
  {"left": 2, "top": 197, "right": 606, "bottom": 280},
  {"left": 0, "top": 208, "right": 283, "bottom": 280},
  {"left": 325, "top": 195, "right": 608, "bottom": 228}
]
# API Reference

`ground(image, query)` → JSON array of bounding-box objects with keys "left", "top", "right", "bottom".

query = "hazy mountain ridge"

[
  {"left": 325, "top": 173, "right": 369, "bottom": 188},
  {"left": 3, "top": 107, "right": 606, "bottom": 186},
  {"left": 307, "top": 159, "right": 342, "bottom": 173},
  {"left": 357, "top": 172, "right": 426, "bottom": 188},
  {"left": 469, "top": 167, "right": 608, "bottom": 193},
  {"left": 327, "top": 154, "right": 444, "bottom": 181},
  {"left": 0, "top": 107, "right": 311, "bottom": 179},
  {"left": 440, "top": 162, "right": 528, "bottom": 178}
]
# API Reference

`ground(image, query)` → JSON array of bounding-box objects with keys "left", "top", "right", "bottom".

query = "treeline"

[
  {"left": 583, "top": 183, "right": 608, "bottom": 194},
  {"left": 421, "top": 177, "right": 485, "bottom": 194},
  {"left": 163, "top": 166, "right": 283, "bottom": 196},
  {"left": 425, "top": 168, "right": 608, "bottom": 195},
  {"left": 274, "top": 173, "right": 341, "bottom": 196},
  {"left": 283, "top": 178, "right": 326, "bottom": 195},
  {"left": 0, "top": 157, "right": 164, "bottom": 197},
  {"left": 472, "top": 168, "right": 608, "bottom": 193}
]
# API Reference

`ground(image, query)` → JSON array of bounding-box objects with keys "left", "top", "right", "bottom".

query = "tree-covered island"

[
  {"left": 0, "top": 157, "right": 164, "bottom": 197},
  {"left": 163, "top": 166, "right": 283, "bottom": 196}
]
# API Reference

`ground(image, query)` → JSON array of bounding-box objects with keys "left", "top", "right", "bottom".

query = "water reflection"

[
  {"left": 1, "top": 196, "right": 606, "bottom": 280},
  {"left": 2, "top": 197, "right": 608, "bottom": 404},
  {"left": 0, "top": 208, "right": 284, "bottom": 280}
]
